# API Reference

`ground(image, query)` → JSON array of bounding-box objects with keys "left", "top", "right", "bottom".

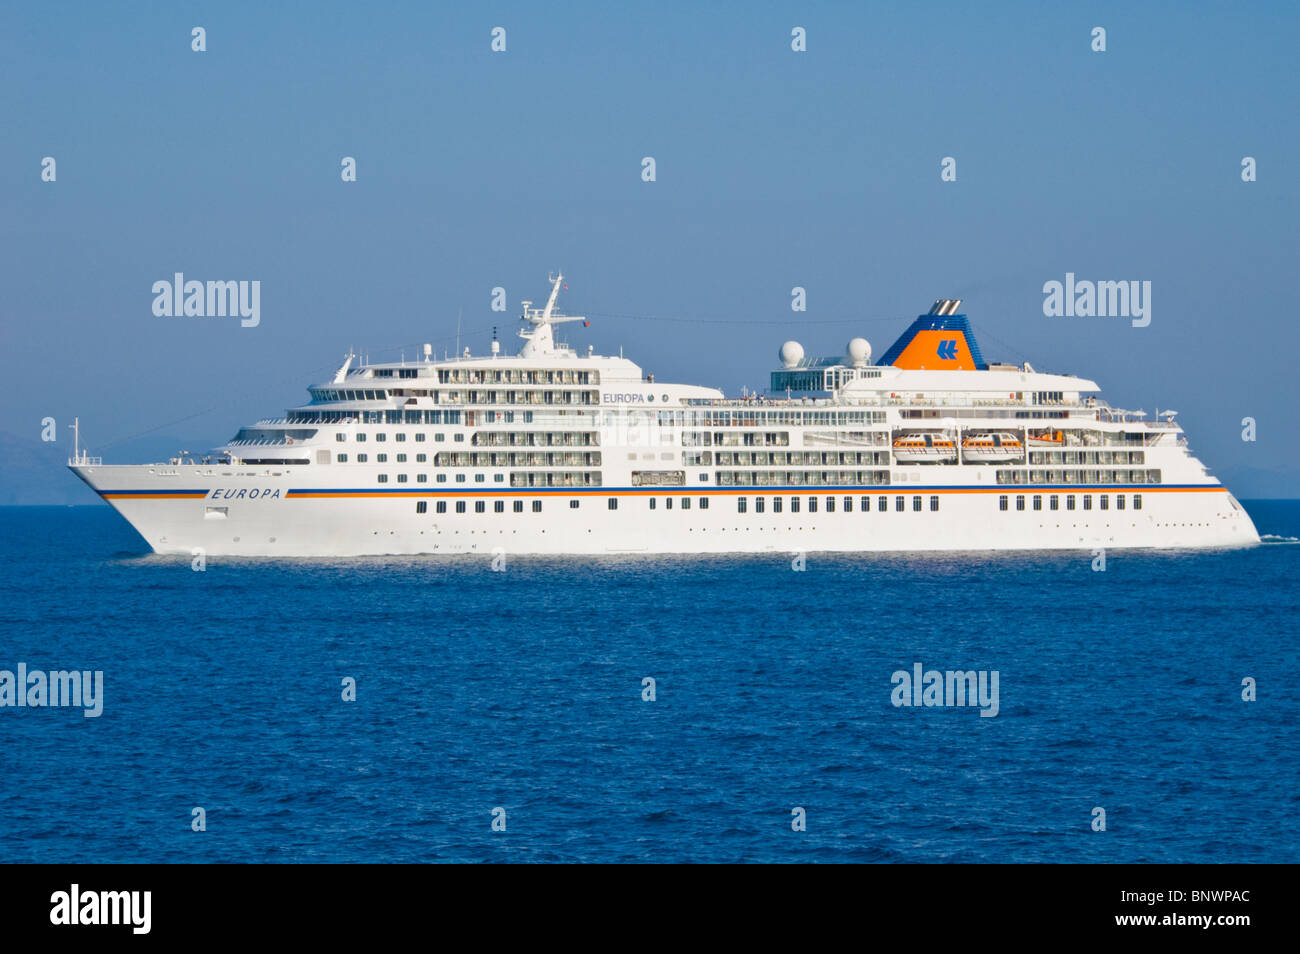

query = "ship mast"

[{"left": 518, "top": 272, "right": 587, "bottom": 357}]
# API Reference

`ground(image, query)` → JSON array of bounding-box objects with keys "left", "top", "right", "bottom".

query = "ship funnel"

[{"left": 927, "top": 299, "right": 962, "bottom": 316}]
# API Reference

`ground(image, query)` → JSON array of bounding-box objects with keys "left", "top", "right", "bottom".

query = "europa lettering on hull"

[{"left": 68, "top": 278, "right": 1260, "bottom": 556}]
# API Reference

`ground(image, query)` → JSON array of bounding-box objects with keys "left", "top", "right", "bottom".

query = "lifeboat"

[
  {"left": 1027, "top": 429, "right": 1065, "bottom": 447},
  {"left": 892, "top": 433, "right": 957, "bottom": 463},
  {"left": 961, "top": 432, "right": 1023, "bottom": 463}
]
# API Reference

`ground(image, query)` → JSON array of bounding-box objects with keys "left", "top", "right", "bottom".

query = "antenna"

[{"left": 456, "top": 309, "right": 462, "bottom": 359}]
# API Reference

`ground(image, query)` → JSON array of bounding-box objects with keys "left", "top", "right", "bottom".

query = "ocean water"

[{"left": 0, "top": 502, "right": 1297, "bottom": 864}]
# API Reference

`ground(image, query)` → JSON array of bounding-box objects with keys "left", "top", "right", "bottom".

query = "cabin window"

[
  {"left": 396, "top": 454, "right": 407, "bottom": 463},
  {"left": 878, "top": 496, "right": 887, "bottom": 512},
  {"left": 336, "top": 433, "right": 346, "bottom": 442},
  {"left": 376, "top": 433, "right": 387, "bottom": 442},
  {"left": 357, "top": 453, "right": 368, "bottom": 463},
  {"left": 681, "top": 498, "right": 691, "bottom": 510},
  {"left": 1116, "top": 495, "right": 1125, "bottom": 510},
  {"left": 1100, "top": 495, "right": 1109, "bottom": 511},
  {"left": 377, "top": 474, "right": 388, "bottom": 483},
  {"left": 1133, "top": 494, "right": 1142, "bottom": 510},
  {"left": 737, "top": 497, "right": 747, "bottom": 513},
  {"left": 791, "top": 497, "right": 800, "bottom": 513},
  {"left": 357, "top": 433, "right": 367, "bottom": 442},
  {"left": 649, "top": 498, "right": 656, "bottom": 510},
  {"left": 912, "top": 496, "right": 922, "bottom": 512},
  {"left": 825, "top": 496, "right": 835, "bottom": 513},
  {"left": 455, "top": 501, "right": 466, "bottom": 513},
  {"left": 930, "top": 495, "right": 939, "bottom": 512},
  {"left": 755, "top": 497, "right": 764, "bottom": 513},
  {"left": 416, "top": 433, "right": 426, "bottom": 442},
  {"left": 860, "top": 496, "right": 870, "bottom": 511},
  {"left": 608, "top": 498, "right": 618, "bottom": 510},
  {"left": 336, "top": 454, "right": 348, "bottom": 463},
  {"left": 999, "top": 495, "right": 1008, "bottom": 511},
  {"left": 808, "top": 497, "right": 818, "bottom": 513},
  {"left": 377, "top": 454, "right": 388, "bottom": 463},
  {"left": 475, "top": 501, "right": 485, "bottom": 513},
  {"left": 895, "top": 496, "right": 905, "bottom": 512},
  {"left": 1066, "top": 495, "right": 1076, "bottom": 510},
  {"left": 397, "top": 474, "right": 407, "bottom": 483},
  {"left": 699, "top": 498, "right": 709, "bottom": 510},
  {"left": 666, "top": 497, "right": 674, "bottom": 510},
  {"left": 416, "top": 501, "right": 427, "bottom": 514},
  {"left": 772, "top": 497, "right": 781, "bottom": 513},
  {"left": 1050, "top": 495, "right": 1059, "bottom": 510},
  {"left": 1016, "top": 495, "right": 1025, "bottom": 511},
  {"left": 532, "top": 500, "right": 542, "bottom": 512},
  {"left": 569, "top": 499, "right": 580, "bottom": 509},
  {"left": 1032, "top": 495, "right": 1042, "bottom": 511}
]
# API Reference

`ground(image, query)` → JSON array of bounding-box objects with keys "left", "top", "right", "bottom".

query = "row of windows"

[
  {"left": 290, "top": 410, "right": 469, "bottom": 424},
  {"left": 736, "top": 495, "right": 940, "bottom": 514},
  {"left": 341, "top": 431, "right": 431, "bottom": 442},
  {"left": 509, "top": 471, "right": 603, "bottom": 488},
  {"left": 995, "top": 469, "right": 1162, "bottom": 485},
  {"left": 340, "top": 453, "right": 430, "bottom": 463},
  {"left": 998, "top": 494, "right": 1142, "bottom": 511},
  {"left": 668, "top": 411, "right": 886, "bottom": 427},
  {"left": 341, "top": 452, "right": 603, "bottom": 469},
  {"left": 716, "top": 470, "right": 892, "bottom": 487},
  {"left": 436, "top": 389, "right": 599, "bottom": 406},
  {"left": 435, "top": 451, "right": 602, "bottom": 467},
  {"left": 437, "top": 368, "right": 598, "bottom": 385},
  {"left": 408, "top": 492, "right": 1145, "bottom": 516},
  {"left": 1027, "top": 450, "right": 1146, "bottom": 465},
  {"left": 412, "top": 497, "right": 711, "bottom": 514},
  {"left": 373, "top": 472, "right": 503, "bottom": 483},
  {"left": 309, "top": 388, "right": 388, "bottom": 402},
  {"left": 681, "top": 431, "right": 791, "bottom": 448},
  {"left": 901, "top": 409, "right": 1070, "bottom": 420},
  {"left": 713, "top": 450, "right": 891, "bottom": 466},
  {"left": 471, "top": 431, "right": 599, "bottom": 447}
]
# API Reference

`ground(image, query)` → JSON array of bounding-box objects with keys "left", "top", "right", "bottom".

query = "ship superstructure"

[{"left": 69, "top": 277, "right": 1259, "bottom": 555}]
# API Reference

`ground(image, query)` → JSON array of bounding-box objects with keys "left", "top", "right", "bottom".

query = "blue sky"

[{"left": 2, "top": 1, "right": 1297, "bottom": 496}]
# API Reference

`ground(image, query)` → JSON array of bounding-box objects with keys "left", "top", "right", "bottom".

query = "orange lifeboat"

[{"left": 892, "top": 433, "right": 958, "bottom": 463}]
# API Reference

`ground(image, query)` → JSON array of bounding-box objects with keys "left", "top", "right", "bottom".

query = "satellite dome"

[
  {"left": 846, "top": 337, "right": 872, "bottom": 368},
  {"left": 779, "top": 341, "right": 804, "bottom": 368}
]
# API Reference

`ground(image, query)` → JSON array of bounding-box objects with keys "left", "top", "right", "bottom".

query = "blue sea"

[{"left": 1, "top": 502, "right": 1297, "bottom": 863}]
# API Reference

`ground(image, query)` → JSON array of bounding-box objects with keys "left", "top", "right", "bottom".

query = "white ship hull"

[{"left": 72, "top": 464, "right": 1259, "bottom": 556}]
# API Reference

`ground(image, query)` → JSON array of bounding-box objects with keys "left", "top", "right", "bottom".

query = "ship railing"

[{"left": 68, "top": 456, "right": 103, "bottom": 466}]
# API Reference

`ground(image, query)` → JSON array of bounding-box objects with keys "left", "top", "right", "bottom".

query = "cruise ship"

[{"left": 69, "top": 275, "right": 1260, "bottom": 555}]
